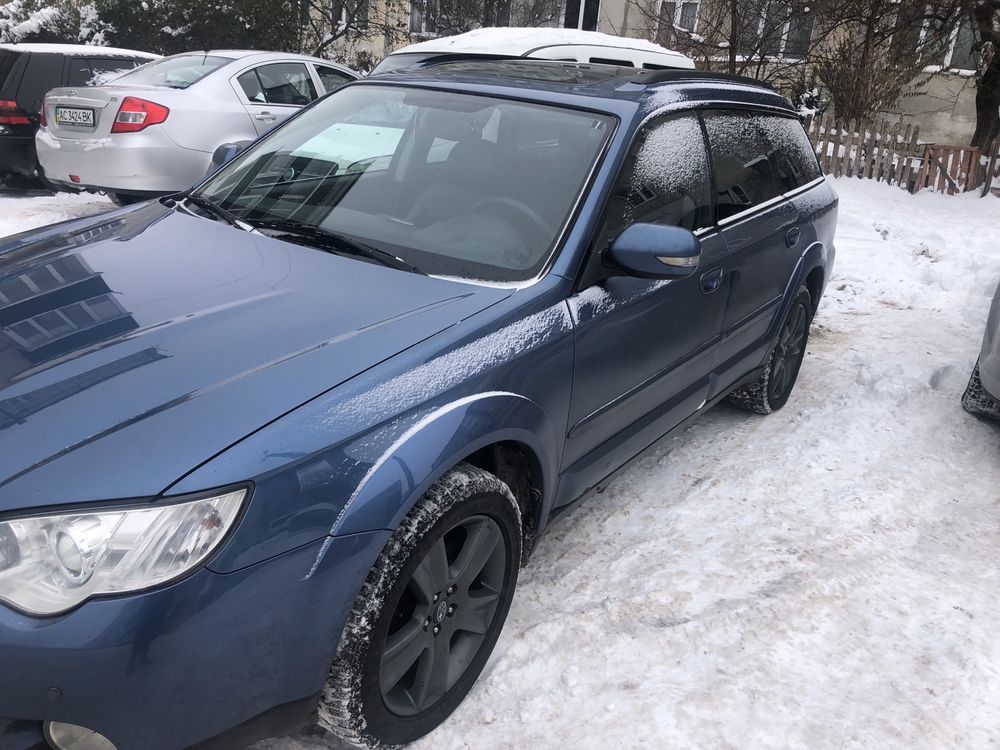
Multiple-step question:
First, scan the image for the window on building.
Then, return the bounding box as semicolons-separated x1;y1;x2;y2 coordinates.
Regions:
926;17;978;70
3;294;127;351
657;0;699;45
737;2;813;58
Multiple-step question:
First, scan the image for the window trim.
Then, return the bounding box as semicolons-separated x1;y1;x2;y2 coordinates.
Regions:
572;102;822;291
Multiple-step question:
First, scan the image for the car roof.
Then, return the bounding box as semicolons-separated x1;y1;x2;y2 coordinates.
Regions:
0;43;157;58
390;28;695;69
366;60;795;115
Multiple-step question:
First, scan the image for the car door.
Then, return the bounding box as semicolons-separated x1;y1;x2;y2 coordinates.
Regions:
702;109;799;392
235;61;318;136
562;112;729;474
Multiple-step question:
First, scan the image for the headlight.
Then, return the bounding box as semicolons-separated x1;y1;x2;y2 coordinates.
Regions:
0;489;246;616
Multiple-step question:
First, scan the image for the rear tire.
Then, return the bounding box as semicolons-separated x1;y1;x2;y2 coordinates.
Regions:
962;360;1000;420
727;287;813;414
320;463;521;749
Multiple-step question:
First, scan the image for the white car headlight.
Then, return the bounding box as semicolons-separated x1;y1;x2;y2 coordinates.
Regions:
0;488;246;616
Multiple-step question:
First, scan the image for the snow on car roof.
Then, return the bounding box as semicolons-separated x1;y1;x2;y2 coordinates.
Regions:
0;43;157;58
397;27;691;61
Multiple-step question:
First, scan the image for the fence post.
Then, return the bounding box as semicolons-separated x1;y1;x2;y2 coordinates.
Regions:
831;120;844;177
902;127;921;193
982;139;1000;197
882;121;901;184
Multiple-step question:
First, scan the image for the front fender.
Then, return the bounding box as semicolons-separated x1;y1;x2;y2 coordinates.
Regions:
330;391;559;538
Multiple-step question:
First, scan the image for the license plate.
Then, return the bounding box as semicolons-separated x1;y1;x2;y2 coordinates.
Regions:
54;107;95;127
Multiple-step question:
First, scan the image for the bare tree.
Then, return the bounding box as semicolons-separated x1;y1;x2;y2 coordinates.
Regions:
627;0;962;122
300;0;409;63
812;0;963;123
404;0;562;37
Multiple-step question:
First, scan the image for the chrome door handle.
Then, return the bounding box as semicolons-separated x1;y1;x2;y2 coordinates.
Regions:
254;112;277;122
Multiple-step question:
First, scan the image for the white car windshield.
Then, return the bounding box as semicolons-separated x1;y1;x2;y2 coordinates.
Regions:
197;84;615;283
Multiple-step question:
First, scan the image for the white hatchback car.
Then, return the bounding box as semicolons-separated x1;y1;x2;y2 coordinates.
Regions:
371;27;695;74
35;50;357;204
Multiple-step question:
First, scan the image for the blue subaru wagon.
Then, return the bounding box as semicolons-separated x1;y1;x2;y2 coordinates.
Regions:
0;61;836;750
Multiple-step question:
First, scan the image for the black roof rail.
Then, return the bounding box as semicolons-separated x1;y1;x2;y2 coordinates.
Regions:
631;69;775;90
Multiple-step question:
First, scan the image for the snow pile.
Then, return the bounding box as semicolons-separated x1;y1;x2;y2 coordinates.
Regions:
258;177;1000;750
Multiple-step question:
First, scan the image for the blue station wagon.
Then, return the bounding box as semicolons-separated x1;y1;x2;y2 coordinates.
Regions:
0;61;837;750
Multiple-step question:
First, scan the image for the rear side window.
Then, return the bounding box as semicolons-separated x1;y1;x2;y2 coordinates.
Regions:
703;110;782;220
65;58;133;87
761;115;822;190
86;57;137;84
315;65;352;93
0;50;19;92
16;53;62;109
598;112;713;251
252;63;317;105
114;54;230;89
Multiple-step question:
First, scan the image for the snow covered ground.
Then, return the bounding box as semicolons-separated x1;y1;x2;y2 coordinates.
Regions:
2;179;999;749
0;190;111;238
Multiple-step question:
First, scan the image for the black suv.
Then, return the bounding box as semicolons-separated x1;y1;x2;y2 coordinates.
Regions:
0;43;156;185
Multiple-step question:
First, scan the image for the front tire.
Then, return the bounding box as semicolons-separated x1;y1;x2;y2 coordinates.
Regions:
321;464;522;749
727;287;813;414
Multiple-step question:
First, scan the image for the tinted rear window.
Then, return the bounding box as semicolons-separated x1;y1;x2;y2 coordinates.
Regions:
113;54;229;89
703;110;782;220
0;50;18;91
761;115;823;190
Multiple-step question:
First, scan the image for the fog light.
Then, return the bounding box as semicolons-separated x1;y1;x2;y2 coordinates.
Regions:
44;722;116;750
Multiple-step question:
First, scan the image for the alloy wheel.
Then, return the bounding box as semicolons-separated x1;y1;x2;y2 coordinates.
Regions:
769;301;808;403
379;515;507;717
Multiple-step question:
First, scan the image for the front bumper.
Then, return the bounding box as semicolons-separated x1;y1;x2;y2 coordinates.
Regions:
0;530;389;750
34;128;210;195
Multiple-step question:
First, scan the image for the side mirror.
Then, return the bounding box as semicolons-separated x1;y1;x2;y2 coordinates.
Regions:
607;223;701;279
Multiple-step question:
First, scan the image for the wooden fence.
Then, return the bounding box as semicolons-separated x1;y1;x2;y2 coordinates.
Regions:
803;114;1000;197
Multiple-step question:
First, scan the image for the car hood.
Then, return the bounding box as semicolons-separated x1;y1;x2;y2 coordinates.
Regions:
0;203;512;511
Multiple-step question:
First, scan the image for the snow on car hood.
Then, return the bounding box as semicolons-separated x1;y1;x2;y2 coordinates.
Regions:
0;202;511;510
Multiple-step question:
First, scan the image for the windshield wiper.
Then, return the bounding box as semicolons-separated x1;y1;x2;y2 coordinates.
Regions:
180;194;255;232
250;218;424;275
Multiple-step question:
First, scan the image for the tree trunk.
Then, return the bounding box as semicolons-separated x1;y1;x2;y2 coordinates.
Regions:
972;56;1000;147
970;2;1000;147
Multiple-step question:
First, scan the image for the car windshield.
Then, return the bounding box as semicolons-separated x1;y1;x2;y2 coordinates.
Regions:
197;84;614;283
114;54;230;89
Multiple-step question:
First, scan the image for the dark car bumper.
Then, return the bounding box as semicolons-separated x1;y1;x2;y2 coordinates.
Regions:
0;135;37;177
0;530;389;750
